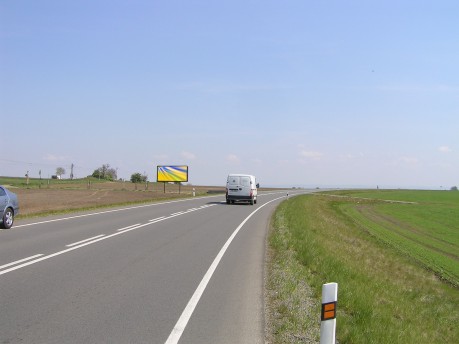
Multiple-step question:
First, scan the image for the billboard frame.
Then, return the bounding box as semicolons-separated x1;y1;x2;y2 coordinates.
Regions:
156;165;189;183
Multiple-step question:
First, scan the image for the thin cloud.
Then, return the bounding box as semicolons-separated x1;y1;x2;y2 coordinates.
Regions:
339;152;364;160
439;146;452;153
226;154;240;164
299;150;323;160
43;154;67;161
153;154;169;160
398;156;419;165
181;151;196;160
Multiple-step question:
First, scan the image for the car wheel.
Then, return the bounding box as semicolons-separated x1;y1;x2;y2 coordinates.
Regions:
1;208;14;229
250;198;254;205
226;199;230;204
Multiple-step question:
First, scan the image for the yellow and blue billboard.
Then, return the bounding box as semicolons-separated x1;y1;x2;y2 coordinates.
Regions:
157;165;189;182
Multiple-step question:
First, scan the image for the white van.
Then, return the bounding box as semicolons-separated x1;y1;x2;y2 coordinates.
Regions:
226;174;259;205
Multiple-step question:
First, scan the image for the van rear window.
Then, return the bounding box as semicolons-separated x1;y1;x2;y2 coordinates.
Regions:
228;177;240;185
241;177;250;186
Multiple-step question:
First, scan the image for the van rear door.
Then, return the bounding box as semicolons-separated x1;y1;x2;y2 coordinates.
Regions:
240;176;251;194
227;175;241;197
227;175;251;196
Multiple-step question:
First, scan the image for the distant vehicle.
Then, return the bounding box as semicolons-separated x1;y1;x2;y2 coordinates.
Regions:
0;186;19;229
226;174;259;205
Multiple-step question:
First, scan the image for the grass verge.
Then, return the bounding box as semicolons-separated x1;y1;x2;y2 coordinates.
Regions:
266;192;459;343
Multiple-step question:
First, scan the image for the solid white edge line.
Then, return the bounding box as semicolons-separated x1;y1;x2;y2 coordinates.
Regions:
65;235;105;247
0;254;44;271
164;195;285;344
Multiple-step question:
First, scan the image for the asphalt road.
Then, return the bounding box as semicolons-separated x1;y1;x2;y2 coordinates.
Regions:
0;190;307;344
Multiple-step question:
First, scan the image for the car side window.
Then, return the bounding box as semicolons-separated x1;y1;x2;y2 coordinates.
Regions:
0;188;6;197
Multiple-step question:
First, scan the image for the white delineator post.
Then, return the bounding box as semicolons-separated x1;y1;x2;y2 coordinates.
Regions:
320;282;338;344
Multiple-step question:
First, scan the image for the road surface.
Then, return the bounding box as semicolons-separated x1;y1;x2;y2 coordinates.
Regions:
0;190;307;343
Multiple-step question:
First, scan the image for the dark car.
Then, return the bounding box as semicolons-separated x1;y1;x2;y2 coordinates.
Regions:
0;186;19;229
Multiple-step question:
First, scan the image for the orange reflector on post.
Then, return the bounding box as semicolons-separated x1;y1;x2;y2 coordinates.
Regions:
321;301;337;321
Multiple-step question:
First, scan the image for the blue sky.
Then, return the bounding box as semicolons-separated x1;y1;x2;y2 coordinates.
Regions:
1;1;458;188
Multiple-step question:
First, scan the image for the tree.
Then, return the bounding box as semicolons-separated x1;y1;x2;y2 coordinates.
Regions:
451;186;458;191
131;173;147;184
92;164;117;181
56;167;66;178
105;167;117;181
92;169;101;179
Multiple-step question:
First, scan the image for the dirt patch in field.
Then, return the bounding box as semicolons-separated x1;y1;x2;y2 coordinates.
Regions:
14;184;226;217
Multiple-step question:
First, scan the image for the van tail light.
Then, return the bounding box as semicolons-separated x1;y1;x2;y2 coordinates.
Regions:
250;190;253;197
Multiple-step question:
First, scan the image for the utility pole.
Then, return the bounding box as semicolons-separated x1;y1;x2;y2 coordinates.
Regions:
70;163;74;180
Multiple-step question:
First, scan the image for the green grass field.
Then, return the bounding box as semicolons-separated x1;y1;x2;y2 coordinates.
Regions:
267;190;459;343
336;190;459;287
